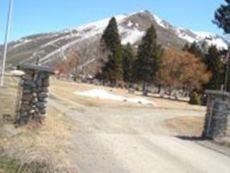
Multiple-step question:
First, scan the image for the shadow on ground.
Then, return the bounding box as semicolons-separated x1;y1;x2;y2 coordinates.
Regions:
176;135;207;141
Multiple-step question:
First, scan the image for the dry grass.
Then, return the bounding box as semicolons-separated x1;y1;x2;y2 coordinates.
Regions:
0;106;77;173
0;76;78;173
50;78;144;107
0;75;20;121
50;78;206;113
165;116;204;136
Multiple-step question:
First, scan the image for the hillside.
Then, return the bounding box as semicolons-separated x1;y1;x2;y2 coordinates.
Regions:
0;11;228;72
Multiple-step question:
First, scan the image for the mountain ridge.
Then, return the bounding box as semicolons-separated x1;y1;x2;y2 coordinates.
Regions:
0;10;228;70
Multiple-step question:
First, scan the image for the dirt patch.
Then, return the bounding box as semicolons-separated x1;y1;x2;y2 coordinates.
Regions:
165;116;204;136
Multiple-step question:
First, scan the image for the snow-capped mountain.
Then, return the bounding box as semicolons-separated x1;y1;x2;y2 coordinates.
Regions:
0;10;228;71
150;13;228;50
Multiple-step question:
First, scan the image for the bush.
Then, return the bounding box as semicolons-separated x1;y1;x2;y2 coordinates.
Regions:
189;91;201;105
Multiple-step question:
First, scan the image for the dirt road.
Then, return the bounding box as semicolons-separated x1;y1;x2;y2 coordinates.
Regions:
49;81;230;173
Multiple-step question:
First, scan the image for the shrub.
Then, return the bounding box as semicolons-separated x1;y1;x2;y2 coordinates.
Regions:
189;91;201;105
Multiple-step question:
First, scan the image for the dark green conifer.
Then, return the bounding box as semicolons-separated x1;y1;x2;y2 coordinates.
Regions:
184;42;203;58
122;43;135;83
203;46;224;90
100;17;123;84
134;25;163;95
214;0;230;34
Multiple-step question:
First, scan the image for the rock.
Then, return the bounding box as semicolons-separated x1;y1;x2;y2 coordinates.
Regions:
38;98;48;103
22;74;33;81
42;80;50;87
21;101;30;105
29;109;36;114
32;92;37;97
36;79;43;87
40;87;49;92
36;102;47;108
32;98;38;103
23;89;31;94
38;92;48;98
23;80;36;87
22;94;33;101
40;109;46;115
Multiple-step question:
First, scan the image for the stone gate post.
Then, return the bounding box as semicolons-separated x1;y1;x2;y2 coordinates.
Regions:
203;90;230;139
16;65;54;125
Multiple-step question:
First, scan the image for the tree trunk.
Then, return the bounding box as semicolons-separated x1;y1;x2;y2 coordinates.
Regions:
157;84;162;94
142;82;148;96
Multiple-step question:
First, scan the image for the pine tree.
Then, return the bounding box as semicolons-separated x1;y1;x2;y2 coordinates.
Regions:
214;0;230;34
122;43;135;84
203;46;224;90
214;0;230;91
183;42;203;58
134;25;163;95
182;43;190;51
100;17;123;85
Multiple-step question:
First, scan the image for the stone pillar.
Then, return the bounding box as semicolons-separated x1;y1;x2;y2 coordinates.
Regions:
202;90;230;139
17;65;54;125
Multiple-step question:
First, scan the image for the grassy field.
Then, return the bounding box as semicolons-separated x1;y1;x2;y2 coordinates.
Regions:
50;78;206;112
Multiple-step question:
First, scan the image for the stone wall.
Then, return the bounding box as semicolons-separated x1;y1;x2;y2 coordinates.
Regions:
17;65;53;125
203;90;230;139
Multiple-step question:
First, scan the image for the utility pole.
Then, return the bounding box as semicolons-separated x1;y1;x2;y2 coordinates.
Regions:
0;0;14;86
224;46;230;92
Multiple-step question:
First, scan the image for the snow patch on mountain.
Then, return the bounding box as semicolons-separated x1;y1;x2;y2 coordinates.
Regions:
75;14;146;45
203;37;228;50
193;31;214;39
153;14;166;28
175;29;195;43
120;27;145;44
127;21;134;27
11;39;32;49
37;13;146;63
77;15;127;33
174;28;228;50
193;31;228;49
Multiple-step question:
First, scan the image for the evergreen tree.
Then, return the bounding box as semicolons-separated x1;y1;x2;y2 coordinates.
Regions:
134;25;163;95
100;17;123;84
122;43;135;83
183;42;203;58
200;41;209;54
182;43;190;51
203;46;224;90
214;1;230;91
214;0;230;34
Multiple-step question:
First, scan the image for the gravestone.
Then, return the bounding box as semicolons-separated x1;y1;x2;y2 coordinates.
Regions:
16;65;54;125
203;90;230;139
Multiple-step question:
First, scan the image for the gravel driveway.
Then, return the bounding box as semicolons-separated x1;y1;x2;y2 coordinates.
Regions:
49;91;230;173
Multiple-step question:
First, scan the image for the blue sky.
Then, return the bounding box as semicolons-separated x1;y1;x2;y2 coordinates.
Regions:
0;0;227;42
